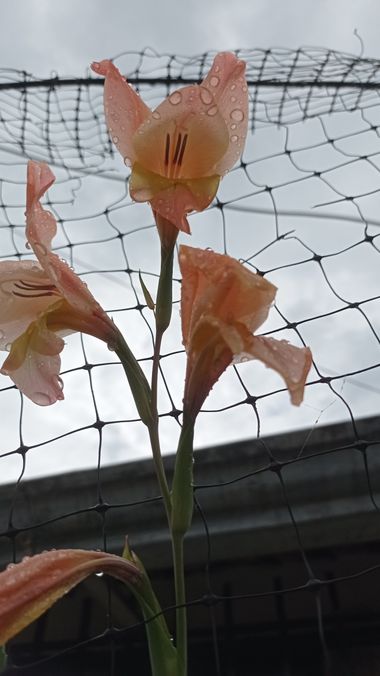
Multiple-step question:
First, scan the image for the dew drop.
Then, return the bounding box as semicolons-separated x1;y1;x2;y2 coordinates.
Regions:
5;342;12;351
124;156;132;167
33;392;53;406
207;105;218;117
231;109;244;122
6;563;16;570
230;84;236;91
230;135;239;143
169;91;182;105
200;87;213;105
231;123;237;130
25;241;31;250
152;110;161;120
112;135;119;143
210;76;219;87
242;85;248;92
230;96;236;103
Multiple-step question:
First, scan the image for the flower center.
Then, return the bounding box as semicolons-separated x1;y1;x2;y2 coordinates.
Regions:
164;130;188;180
11;279;59;299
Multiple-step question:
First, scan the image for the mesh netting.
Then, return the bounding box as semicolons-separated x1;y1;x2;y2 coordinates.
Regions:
1;47;380;675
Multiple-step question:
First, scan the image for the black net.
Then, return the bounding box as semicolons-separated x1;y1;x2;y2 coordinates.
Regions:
0;47;380;675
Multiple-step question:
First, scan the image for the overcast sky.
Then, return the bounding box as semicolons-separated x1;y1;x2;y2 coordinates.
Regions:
0;0;379;76
1;0;380;482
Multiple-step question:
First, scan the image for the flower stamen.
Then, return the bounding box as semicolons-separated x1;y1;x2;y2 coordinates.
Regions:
12;279;59;298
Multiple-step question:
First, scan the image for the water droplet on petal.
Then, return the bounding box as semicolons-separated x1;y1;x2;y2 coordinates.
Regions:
124;156;132;167
231;109;244;122
112;135;119;143
200;87;213;105
207;105;218;117
5;342;12;351
242;85;248;92
230;96;237;103
152;110;161;119
6;563;16;570
169;91;182;105
230;84;236;91
231;123;237;130
231;135;239;143
33;392;53;406
210;76;219;87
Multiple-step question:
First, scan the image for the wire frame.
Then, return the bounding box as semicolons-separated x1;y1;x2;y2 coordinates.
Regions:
0;47;380;675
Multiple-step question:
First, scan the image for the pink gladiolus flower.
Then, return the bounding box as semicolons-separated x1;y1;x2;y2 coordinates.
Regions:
91;52;248;233
179;246;312;420
0;161;118;405
0;549;141;645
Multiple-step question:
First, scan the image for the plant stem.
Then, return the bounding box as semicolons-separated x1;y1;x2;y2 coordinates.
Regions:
172;532;187;676
149;327;172;524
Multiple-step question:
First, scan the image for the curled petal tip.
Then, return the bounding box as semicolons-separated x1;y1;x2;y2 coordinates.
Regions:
90;59;124;80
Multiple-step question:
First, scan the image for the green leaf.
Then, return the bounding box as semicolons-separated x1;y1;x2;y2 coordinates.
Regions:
139;270;155;311
0;645;7;671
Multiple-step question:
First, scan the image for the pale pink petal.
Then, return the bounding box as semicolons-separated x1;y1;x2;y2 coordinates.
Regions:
1;319;65;405
179;245;276;343
0;260;60;349
26;161;110;321
130;167;219;233
0;549;140;645
183;316;233;417
132;85;229;178
244;335;312;405
26;161;55;214
91;60;150;165
202;52;248;174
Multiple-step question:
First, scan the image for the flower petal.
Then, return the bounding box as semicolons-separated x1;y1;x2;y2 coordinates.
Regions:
91;60;150;165
183;316;233;418
243;335;312;405
132;86;229;179
0;549;141;645
1;313;65;405
26;162;115;341
201;52;249;175
0;260;60;349
130;164;219;232
179;245;276;344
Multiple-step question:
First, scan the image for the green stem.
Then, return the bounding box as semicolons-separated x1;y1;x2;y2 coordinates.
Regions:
171;421;195;537
156;243;174;334
149;241;175;523
172;533;187;676
170;420;195;676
